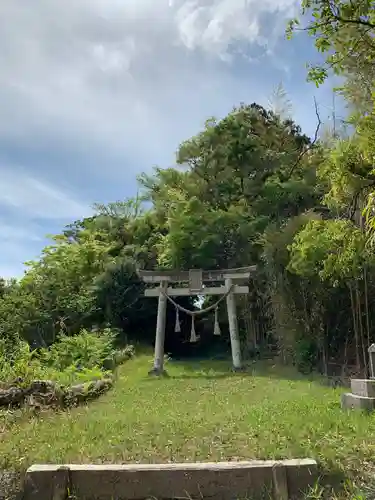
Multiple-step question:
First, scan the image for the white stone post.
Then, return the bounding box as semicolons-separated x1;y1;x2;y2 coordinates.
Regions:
149;281;168;376
225;278;242;371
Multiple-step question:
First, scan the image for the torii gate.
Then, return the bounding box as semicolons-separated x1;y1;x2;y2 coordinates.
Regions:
138;267;256;375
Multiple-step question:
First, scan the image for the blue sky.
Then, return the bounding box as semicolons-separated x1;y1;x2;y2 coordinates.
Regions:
0;0;345;278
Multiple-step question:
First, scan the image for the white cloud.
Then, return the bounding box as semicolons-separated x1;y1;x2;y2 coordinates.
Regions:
173;0;297;56
0;167;91;220
0;0;299;160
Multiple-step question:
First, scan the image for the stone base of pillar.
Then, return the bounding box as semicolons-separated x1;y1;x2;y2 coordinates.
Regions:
148;368;169;377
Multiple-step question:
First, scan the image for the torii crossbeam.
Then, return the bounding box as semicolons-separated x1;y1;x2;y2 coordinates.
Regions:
138;266;256;375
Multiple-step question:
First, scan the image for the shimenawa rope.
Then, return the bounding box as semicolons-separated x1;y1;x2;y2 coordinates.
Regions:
162;285;233;342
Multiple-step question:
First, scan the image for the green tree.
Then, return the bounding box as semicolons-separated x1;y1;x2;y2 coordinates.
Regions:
0;235;112;347
288;0;375;92
139;103;320;271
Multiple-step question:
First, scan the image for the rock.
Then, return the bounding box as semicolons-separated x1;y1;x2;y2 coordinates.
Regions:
0;376;113;409
115;350;132;365
102;347;134;371
70;383;86;395
25;390;63;410
24;380;63;410
63;378;113;407
27;380;56;394
0;387;25;407
89;378;113;394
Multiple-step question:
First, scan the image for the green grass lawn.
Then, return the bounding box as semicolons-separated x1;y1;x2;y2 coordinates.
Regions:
1;355;375;497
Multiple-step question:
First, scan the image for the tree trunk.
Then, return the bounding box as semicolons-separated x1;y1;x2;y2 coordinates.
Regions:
364;268;371;351
349;282;361;372
355;281;366;376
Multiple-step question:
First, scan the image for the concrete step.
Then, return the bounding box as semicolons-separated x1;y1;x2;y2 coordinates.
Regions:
351;379;375;398
341;392;375;411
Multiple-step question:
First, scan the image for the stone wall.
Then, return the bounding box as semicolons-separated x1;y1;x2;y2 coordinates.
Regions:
0;377;113;410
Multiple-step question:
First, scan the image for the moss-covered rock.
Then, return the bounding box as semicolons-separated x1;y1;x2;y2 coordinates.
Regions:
102;345;135;371
0;377;113;409
63;378;113;406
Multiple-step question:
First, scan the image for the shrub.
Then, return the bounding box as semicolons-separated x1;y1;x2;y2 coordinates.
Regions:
0;339;47;387
0;329;135;410
0;328;130;388
49;365;110;386
39;328;117;371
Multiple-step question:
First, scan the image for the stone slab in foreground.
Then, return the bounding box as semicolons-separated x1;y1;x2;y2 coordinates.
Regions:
23;459;318;500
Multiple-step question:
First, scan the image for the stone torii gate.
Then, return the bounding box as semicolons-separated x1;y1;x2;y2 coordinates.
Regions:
138;267;256;375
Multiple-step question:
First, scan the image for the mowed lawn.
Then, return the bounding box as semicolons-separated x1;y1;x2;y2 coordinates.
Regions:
1;355;375;483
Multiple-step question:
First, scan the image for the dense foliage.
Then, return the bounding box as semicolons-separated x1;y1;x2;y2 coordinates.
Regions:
0;328;134;389
2;1;375;378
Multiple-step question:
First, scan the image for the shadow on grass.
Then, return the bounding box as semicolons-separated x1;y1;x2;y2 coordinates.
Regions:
139;365;322;387
140;356;347;393
164;357;318;383
172;358;351;391
142;373;231;382
312;466;375;499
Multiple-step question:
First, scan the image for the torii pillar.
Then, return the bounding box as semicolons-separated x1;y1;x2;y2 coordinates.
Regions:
225;277;242;371
149;281;168;376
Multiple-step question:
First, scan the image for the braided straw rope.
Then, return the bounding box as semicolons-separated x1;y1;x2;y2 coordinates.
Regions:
162;284;234;316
